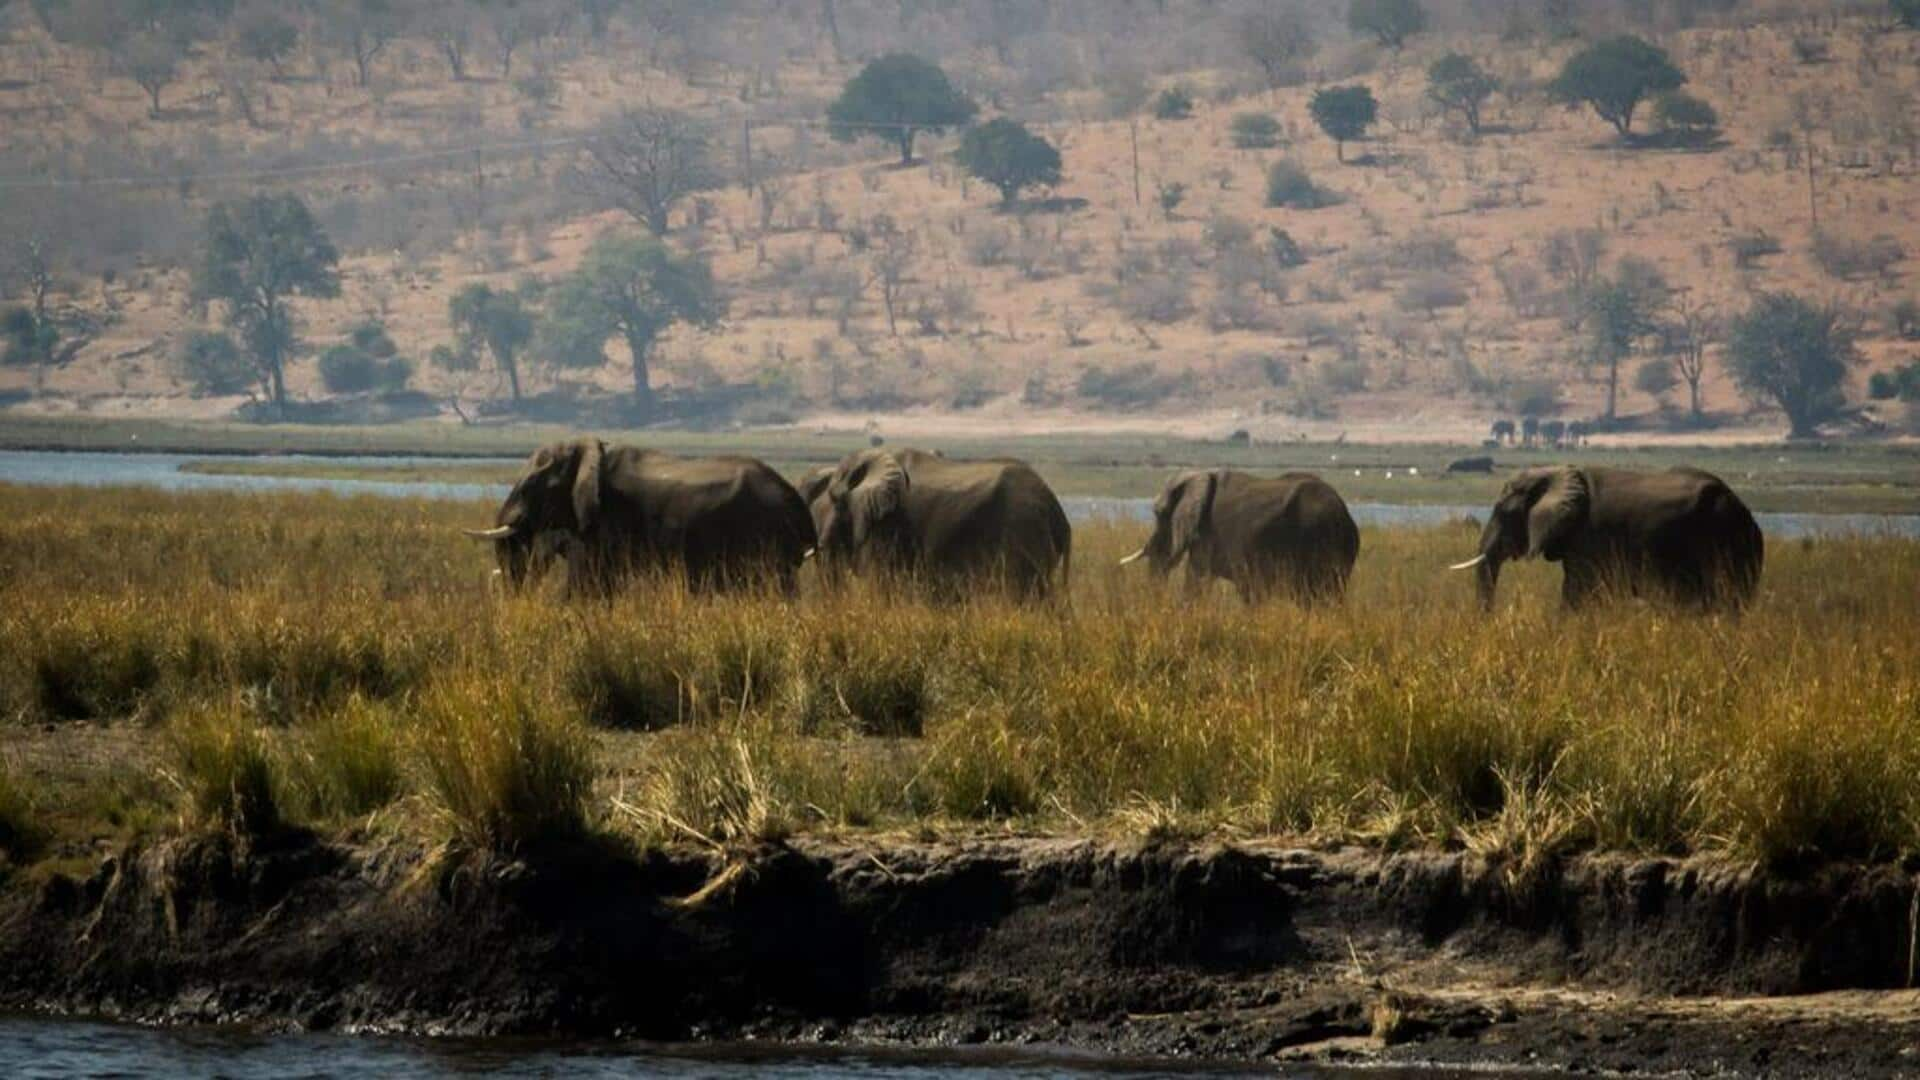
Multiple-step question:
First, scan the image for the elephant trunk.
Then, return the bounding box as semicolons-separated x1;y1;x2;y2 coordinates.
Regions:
1475;553;1502;612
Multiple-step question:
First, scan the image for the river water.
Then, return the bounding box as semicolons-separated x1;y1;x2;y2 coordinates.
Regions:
0;1016;1543;1078
1;450;1916;538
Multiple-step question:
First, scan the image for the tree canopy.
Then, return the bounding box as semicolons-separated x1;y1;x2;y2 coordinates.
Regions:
957;118;1061;208
1348;0;1428;50
1726;293;1861;438
1548;35;1686;137
449;283;535;405
1308;85;1378;162
1427;53;1497;135
826;53;977;165
191;194;340;415
537;234;721;414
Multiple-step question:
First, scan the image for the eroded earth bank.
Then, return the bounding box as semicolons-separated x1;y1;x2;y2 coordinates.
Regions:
6;836;1920;1075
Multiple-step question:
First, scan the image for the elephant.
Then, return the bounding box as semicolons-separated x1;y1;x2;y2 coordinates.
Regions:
1120;470;1359;606
1449;466;1763;612
812;448;1072;600
464;438;814;596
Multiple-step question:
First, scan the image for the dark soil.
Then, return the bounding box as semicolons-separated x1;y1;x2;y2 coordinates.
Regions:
5;834;1920;1075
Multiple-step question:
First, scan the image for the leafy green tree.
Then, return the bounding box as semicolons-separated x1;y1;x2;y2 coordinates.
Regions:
318;338;410;395
1582;256;1669;422
191;194;341;416
537;233;721;414
175;329;253;396
1548;35;1686;137
956;118;1061;208
232;3;298;77
1895;0;1920;29
1652;90;1718;139
1634;356;1677;405
449;283;535;404
826;53;977;165
0;306;57;369
1727;293;1862;438
1308;85;1378;163
1348;0;1427;50
122;31;180;116
1427;53;1497;135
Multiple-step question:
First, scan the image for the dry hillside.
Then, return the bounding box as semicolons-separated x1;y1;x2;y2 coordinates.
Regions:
0;0;1916;442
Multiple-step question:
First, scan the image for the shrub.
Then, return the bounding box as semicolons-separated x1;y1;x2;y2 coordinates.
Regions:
1322;354;1370;393
797;626;930;738
1390;229;1464;272
416;677;594;854
1652;91;1718;138
169;702;283;838
1729;231;1781;269
1265;160;1338;209
1077;362;1193;408
293;698;405;820
1396;273;1469;316
1230;112;1282;149
1203;214;1253;256
1119;273;1196;325
176;331;254;397
1634;356;1678;402
1266;228;1307;268
1810;231;1905;281
318;344;411;395
1151;86;1195;120
1891;298;1920;340
0;766;45;866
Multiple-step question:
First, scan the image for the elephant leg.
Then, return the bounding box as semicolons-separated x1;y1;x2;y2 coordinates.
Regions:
1560;563;1596;611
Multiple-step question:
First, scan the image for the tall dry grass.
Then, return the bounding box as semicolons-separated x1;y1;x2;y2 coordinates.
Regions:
3;483;1918;866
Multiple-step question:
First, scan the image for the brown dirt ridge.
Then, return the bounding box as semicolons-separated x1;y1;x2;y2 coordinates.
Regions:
7;835;1920;1075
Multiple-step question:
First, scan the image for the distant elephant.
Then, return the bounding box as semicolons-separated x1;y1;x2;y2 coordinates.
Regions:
1121;470;1359;606
814;448;1072;600
1450;466;1762;612
464;438;814;596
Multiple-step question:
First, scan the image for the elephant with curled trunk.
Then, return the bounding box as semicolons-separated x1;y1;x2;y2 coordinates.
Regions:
464;438;814;596
812;448;1071;600
1122;470;1359;606
1451;466;1762;612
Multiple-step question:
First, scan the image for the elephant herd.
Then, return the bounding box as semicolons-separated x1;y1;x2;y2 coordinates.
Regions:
466;438;1765;613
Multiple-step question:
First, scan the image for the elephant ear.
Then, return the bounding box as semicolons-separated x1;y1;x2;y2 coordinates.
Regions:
1168;471;1218;561
847;451;908;545
1526;467;1589;561
571;438;606;534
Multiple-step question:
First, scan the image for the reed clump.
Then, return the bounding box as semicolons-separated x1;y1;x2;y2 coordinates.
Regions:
5;483;1920;868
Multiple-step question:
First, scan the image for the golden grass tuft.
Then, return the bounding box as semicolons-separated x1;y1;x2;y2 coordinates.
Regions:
5;484;1920;867
165;700;283;838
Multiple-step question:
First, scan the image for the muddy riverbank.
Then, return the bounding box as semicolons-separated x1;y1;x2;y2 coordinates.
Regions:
5;835;1920;1074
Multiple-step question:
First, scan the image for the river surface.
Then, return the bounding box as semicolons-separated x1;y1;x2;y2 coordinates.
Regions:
0;1017;1541;1078
1;450;1915;538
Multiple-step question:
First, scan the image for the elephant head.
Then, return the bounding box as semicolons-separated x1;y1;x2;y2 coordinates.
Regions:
1451;466;1588;609
797;465;834;555
1120;470;1218;576
818;449;910;574
463;437;606;587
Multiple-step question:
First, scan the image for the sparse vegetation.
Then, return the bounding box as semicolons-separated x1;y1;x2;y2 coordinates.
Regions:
2;484;1918;870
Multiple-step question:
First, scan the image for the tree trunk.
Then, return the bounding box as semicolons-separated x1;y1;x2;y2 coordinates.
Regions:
820;0;843;61
1604;351;1619;421
644;206;669;236
1336;139;1345;164
504;355;522;405
625;329;655;414
897;128;915;165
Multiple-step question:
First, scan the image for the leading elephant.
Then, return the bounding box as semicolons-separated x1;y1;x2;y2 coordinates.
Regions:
1120;470;1359;606
464;438;815;596
813;448;1072;600
1450;465;1762;612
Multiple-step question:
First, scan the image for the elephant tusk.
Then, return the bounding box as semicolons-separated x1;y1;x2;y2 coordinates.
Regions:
463;525;517;540
802;547;817;561
1448;554;1488;571
1118;547;1148;566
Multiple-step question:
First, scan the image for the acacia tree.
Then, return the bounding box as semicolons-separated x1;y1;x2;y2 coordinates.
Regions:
578;107;717;237
232;3;298;78
826;53;977;165
537;234;721;414
1348;0;1428;50
957;118;1061;208
1309;85;1378;163
191;195;341;416
1548;35;1685;138
449;284;535;406
122;31;181;116
1727;293;1861;438
1427;53;1497;135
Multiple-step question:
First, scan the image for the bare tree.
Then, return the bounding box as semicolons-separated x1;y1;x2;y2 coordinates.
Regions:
578;107;718;237
1238;7;1315;95
425;2;475;81
1664;293;1718;423
491;0;562;78
869;231;915;337
321;0;402;88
